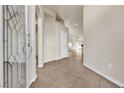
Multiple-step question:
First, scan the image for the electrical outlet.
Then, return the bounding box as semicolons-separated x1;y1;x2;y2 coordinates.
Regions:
108;63;112;69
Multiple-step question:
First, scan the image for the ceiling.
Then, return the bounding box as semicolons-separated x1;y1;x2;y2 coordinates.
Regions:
42;5;83;41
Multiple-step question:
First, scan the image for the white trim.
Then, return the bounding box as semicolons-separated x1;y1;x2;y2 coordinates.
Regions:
44;58;56;63
26;74;37;88
56;57;63;60
37;17;44;68
25;5;29;88
38;64;44;68
0;5;3;88
84;63;124;87
44;57;69;63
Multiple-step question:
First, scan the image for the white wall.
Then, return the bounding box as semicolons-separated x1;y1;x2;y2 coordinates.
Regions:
60;30;69;58
44;16;57;62
43;14;69;63
0;5;3;88
55;21;69;59
55;21;61;60
83;6;124;87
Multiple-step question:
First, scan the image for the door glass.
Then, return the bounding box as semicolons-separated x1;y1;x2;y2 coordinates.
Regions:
3;5;26;88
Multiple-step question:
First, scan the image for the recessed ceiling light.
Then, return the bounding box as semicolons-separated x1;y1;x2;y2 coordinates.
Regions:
75;24;78;26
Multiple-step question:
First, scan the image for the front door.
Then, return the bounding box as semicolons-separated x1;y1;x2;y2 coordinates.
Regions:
3;5;26;88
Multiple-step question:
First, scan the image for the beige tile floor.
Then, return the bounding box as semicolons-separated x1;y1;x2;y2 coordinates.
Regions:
31;50;119;88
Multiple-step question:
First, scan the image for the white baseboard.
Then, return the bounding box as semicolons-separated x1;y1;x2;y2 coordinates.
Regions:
38;64;44;68
44;58;56;63
56;57;63;60
84;63;124;88
44;56;69;63
27;74;37;88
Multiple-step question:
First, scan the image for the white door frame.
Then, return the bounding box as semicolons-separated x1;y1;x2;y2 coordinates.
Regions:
0;5;3;88
25;5;37;88
37;6;44;68
36;6;55;66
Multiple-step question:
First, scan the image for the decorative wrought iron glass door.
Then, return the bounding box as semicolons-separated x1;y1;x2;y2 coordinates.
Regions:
3;5;26;88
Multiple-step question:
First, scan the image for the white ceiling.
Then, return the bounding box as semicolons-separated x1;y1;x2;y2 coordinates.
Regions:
42;5;83;41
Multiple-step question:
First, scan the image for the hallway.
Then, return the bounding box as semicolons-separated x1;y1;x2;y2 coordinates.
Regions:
31;50;119;88
0;5;124;88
